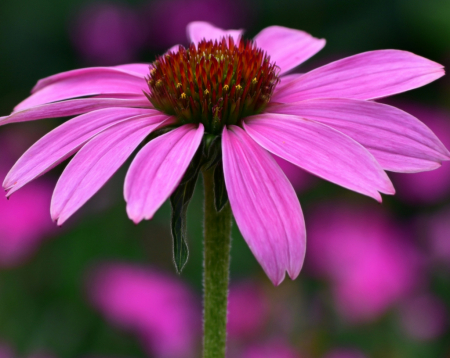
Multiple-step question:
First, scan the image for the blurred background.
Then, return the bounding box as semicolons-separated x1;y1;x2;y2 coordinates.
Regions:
0;0;450;357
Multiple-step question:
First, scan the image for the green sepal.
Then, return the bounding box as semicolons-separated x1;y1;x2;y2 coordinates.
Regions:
202;134;221;171
180;141;203;185
170;169;199;273
213;161;229;212
170;146;203;273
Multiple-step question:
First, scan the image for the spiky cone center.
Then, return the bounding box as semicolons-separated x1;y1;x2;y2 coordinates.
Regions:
146;37;280;135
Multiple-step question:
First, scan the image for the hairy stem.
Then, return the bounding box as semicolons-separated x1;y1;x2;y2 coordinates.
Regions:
202;168;232;358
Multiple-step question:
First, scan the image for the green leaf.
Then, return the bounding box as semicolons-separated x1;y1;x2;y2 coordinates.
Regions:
214;161;229;212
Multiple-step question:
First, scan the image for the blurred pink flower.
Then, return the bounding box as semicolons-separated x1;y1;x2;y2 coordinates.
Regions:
227;281;269;339
88;263;200;358
424;206;450;268
0;130;55;267
1;21;448;285
71;2;145;65
323;349;368;358
0;174;54;267
398;293;447;341
307;203;424;323
0;344;14;358
389;104;450;204
243;340;300;358
144;0;250;49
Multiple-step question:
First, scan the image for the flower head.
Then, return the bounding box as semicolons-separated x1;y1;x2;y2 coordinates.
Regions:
147;37;279;132
1;21;448;285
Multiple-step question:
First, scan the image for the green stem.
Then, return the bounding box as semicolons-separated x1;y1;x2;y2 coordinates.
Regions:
202;167;232;358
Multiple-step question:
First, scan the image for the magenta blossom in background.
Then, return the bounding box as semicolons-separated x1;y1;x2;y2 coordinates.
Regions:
1;21;448;285
243;340;300;358
88;263;199;358
227;281;270;339
307;203;424;323
323;349;368;358
388;104;450;204
0;173;54;267
0;130;55;267
145;0;250;49
423;206;450;268
71;2;145;65
398;293;447;341
0;344;13;358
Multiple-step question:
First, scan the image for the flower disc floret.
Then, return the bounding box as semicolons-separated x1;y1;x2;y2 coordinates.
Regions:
146;37;280;134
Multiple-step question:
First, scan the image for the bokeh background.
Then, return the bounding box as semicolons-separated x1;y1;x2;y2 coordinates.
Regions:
1;0;450;357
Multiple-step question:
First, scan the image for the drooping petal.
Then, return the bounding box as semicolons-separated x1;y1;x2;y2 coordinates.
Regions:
51;114;171;225
243;113;394;201
268;99;450;172
3;107;156;196
272;50;445;103
253;26;325;75
187;21;243;45
16;68;148;111
222;125;306;285
2;97;150;125
125;124;204;223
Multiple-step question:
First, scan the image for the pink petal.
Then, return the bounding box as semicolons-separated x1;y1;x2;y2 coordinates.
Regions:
166;44;182;54
125;124;204;223
186;21;243;45
222;126;305;285
243;113;394;201
275;73;303;93
3;107;157;196
113;63;151;76
32;66;146;93
272;50;444;102
51;114;171;225
2;97;150;125
253;26;325;75
268;99;450;172
16;68;148;112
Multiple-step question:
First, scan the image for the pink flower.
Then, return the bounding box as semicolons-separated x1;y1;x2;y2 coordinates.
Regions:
71;2;145;65
0;175;54;266
145;0;250;50
0;343;14;358
1;22;448;285
242;340;301;358
227;281;270;339
0;131;55;267
87;263;199;358
424;206;450;268
307;203;424;323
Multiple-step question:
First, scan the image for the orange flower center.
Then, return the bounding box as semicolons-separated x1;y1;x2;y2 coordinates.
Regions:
146;37;279;134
